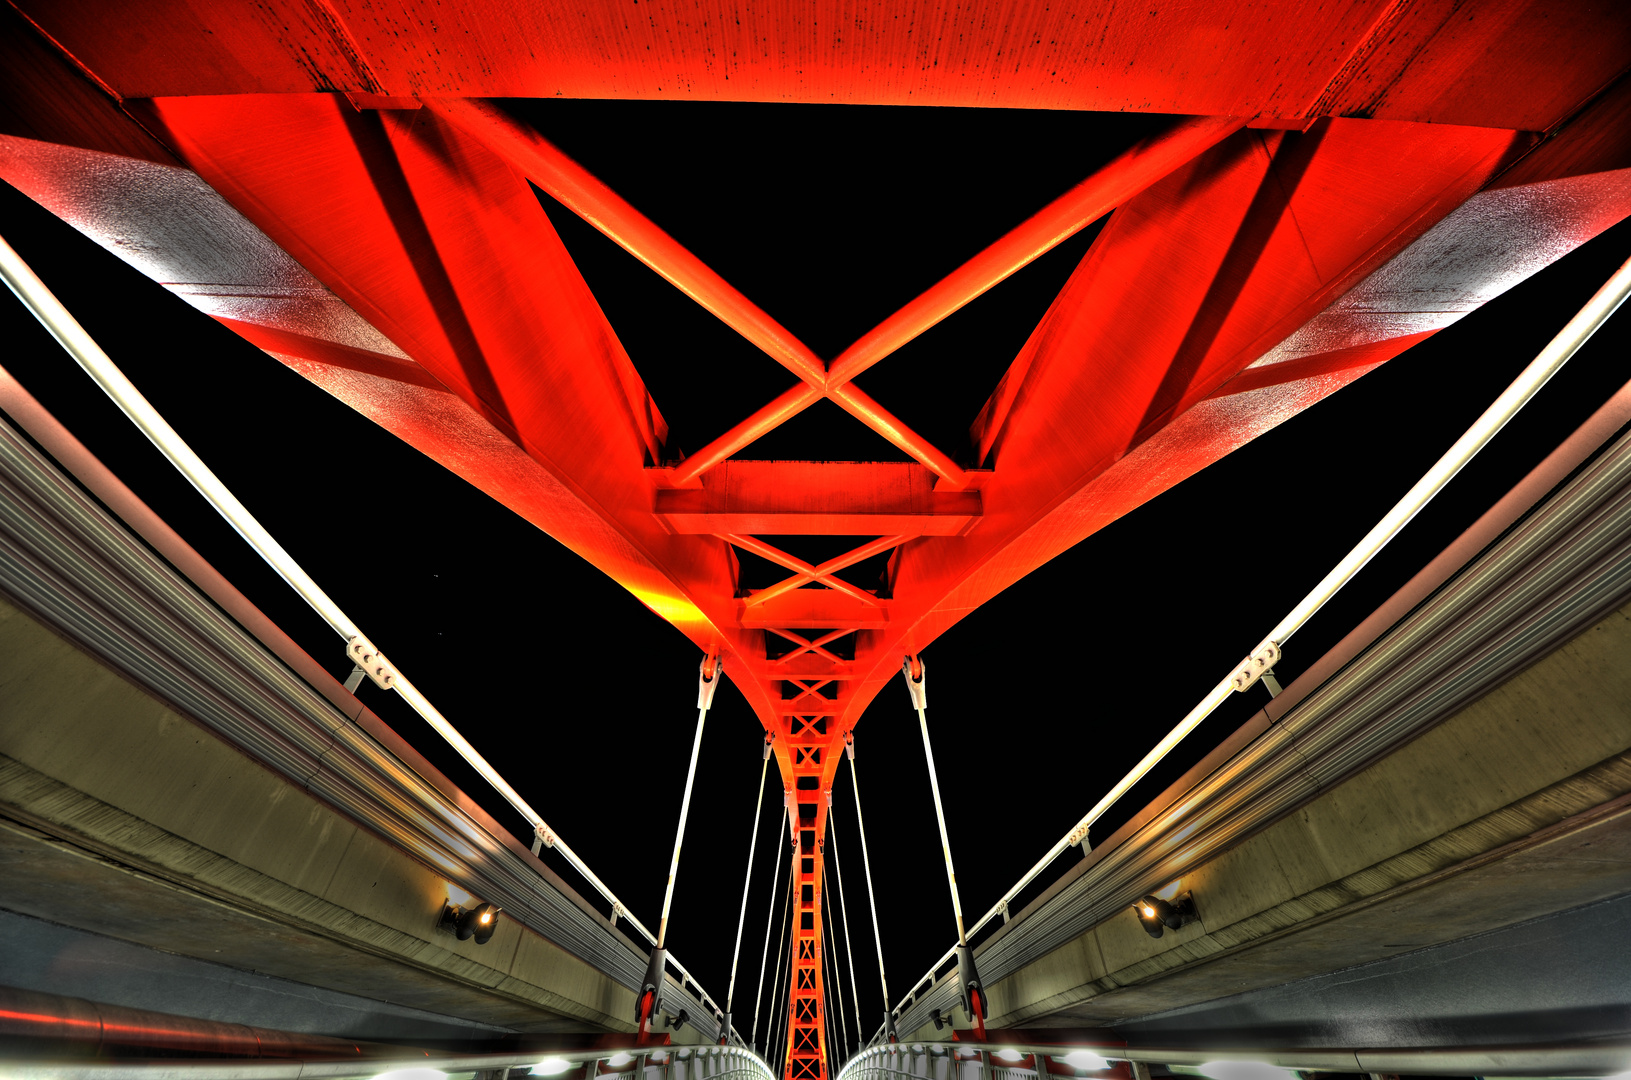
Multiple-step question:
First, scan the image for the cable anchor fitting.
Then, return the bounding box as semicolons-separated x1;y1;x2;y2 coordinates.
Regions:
530;823;558;855
955;944;988;1038
844;731;856;761
1229;641;1282;693
1067;821;1092;857
763;729;776;760
636;946;668;1035
346;635;398;690
901;655;927;710
698;651;724;709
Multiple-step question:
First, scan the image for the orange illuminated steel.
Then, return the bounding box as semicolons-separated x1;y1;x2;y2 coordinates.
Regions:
9;8;1631;1077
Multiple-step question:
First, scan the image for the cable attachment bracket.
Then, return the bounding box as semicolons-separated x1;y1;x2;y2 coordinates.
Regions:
955;943;987;1036
636;946;668;1033
1229;640;1282;693
530;823;558;855
901;655;927;709
698;652;724;709
346;635;398;690
762;729;776;760
844;731;856;761
1068;820;1092;857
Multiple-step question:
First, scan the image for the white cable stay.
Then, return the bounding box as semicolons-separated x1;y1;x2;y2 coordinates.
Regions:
0;231;735;1030
879;250;1631;1036
827;801;865;1046
750;811;788;1049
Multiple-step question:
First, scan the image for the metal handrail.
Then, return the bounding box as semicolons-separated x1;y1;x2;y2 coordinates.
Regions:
876;250;1631;1038
0;1043;782;1080
0;230;736;1037
836;1038;1631;1079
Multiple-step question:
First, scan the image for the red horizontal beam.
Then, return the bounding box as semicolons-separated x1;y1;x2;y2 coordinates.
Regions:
656;460;979;535
739;590;890;630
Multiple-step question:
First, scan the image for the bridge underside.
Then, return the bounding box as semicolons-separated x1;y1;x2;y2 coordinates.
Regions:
3;0;1631;1076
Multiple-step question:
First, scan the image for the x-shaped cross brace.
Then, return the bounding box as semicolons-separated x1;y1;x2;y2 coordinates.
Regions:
766;628;852;667
725;534;906;608
426;99;1244;490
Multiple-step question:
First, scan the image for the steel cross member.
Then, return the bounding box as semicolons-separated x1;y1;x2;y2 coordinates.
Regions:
425;98;1246;489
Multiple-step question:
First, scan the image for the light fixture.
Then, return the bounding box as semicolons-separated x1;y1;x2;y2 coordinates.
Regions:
372;1072;449;1080
1133;891;1197;938
531;1058;573;1076
995;1050;1024;1063
439;900;502;945
1062;1052;1108;1072
607;1054;633;1068
1197;1062;1298;1080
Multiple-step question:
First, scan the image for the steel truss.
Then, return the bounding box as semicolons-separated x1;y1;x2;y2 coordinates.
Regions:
3;4;1631;1077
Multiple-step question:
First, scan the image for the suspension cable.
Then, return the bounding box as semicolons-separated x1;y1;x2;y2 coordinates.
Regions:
876;252;1631;1040
827;801;864;1048
822;862;848;1060
657;656;722;949
751;806;788;1049
0;230;736;1024
767;843;794;1066
845;736;891;1022
906;658;968;946
727;733;776;1027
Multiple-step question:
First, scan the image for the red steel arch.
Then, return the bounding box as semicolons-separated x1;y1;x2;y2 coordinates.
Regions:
3;2;1631;1075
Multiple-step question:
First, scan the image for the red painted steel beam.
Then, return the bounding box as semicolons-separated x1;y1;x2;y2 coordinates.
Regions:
424;96;828;388
664;384;823;488
653;461;981;537
669;118;1247;488
730;534;904;609
19;0;1629;130
422;99;978;488
824;114;1248;387
7;11;1631;1077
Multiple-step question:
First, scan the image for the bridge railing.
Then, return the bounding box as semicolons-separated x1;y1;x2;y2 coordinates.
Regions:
836;1043;1120;1080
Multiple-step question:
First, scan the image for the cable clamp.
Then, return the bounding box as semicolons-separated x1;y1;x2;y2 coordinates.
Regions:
901;655;927;710
534;824;557;849
1229;641;1282;692
845;731;856;761
698;652;724;709
345;635;398;690
763;730;776;760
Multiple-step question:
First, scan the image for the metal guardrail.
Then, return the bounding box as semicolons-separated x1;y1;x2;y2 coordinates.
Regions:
0;388;728;1042
878;415;1631;1041
875;250;1631;1035
1;234;741;1037
836;1039;1631;1080
0;1043;783;1080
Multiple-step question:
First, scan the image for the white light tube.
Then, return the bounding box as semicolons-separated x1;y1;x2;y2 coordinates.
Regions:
887;249;1631;1032
0;231;670;956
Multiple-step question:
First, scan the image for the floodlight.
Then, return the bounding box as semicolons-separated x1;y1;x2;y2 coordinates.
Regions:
1062;1052;1108;1071
1197;1062;1297;1080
